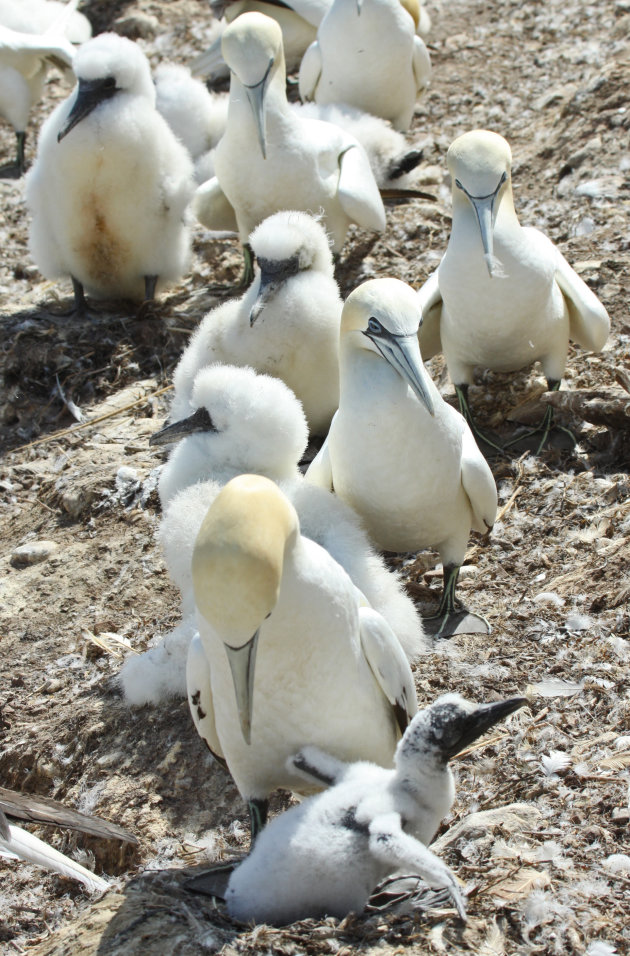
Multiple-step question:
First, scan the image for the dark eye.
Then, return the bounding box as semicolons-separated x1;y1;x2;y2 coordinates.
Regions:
367;317;381;334
103;76;116;90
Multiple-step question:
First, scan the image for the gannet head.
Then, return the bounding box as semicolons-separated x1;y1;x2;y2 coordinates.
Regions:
57;33;154;142
192;474;299;744
221;13;284;159
342;278;434;416
152;365;309;503
397;693;527;770
248;211;334;324
447;130;513;277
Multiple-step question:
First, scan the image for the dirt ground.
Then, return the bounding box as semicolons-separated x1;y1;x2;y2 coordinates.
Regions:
1;0;629;953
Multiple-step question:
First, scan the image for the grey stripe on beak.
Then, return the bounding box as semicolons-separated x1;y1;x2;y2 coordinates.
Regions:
364;322;434;416
243;57;274;160
455;172;506;277
224;629;261;745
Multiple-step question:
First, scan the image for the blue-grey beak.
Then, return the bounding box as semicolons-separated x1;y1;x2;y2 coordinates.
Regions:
57;76;118;142
364;323;434;416
243;58;274;159
224;629;260;744
455;172;506;276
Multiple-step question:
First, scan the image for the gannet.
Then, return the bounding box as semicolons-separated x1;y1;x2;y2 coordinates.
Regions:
171;210;341;434
25;33;195;310
194;12;385;279
188;473;418;837
226;693;527;923
120;365;426;705
306;277;498;638
417;130;611;453
298;0;430;132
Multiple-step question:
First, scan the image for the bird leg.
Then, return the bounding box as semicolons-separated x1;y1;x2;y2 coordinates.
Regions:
71;276;88;316
248;797;269;843
144;275;158;301
455;384;504;456
0;132;27;179
240;243;255;289
504;379;576;455
423;563;490;639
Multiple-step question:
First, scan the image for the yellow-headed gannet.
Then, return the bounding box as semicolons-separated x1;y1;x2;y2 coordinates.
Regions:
298;0;431;132
194;12;385;282
120;365;426;705
171;211;341;435
188;473;418;838
417;130;611;454
225;694;526;921
306;277;498;638
25;33;195;311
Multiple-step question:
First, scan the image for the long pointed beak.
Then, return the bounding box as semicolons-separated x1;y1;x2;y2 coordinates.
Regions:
455;173;506;277
224;629;260;744
250;254;301;325
57;77;117;142
365;328;434;416
356;0;363;13
149;406;216;447
243;58;274;160
449;696;527;758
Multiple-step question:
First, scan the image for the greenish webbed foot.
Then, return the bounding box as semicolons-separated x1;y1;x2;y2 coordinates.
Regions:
455;384;505;457
503;380;577;455
423;562;491;639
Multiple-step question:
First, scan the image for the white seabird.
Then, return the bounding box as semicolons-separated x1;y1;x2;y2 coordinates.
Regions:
188;473;418;837
194;12;385;279
306;277;498;638
120;364;426;705
171;210;342;434
225;693;527;922
417;129;611;453
298;0;430;132
25;32;195;310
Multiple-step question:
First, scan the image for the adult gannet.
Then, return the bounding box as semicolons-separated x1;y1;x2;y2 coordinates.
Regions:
225;693;527;922
194;12;385;280
298;0;431;132
171;211;341;434
120;365;426;705
188;473;418;837
417;130;611;453
25;33;195;310
306;277;498;638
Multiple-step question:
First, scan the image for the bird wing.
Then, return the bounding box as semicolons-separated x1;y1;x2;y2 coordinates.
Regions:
0;787;136;844
0;25;76;70
288;745;349;787
552;239;610;352
460;423;498;533
288;0;330;27
187;634;226;766
0;823;109;893
304;431;334;490
359;605;418;734
298;40;322;101
190;35;227;79
411;35;431;91
338;145;386;233
193;177;239;232
416;268;443;359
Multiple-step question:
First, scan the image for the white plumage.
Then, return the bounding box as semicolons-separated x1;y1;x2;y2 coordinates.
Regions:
171;210;341;434
25;33;195;306
417;129;611;450
299;0;430;132
194;12;385;255
188;473;418;834
226;693;526;923
306;277;498;638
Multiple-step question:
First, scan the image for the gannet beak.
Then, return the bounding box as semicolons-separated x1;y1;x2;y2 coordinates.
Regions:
356;0;363;13
364;325;434;416
455;172;506;277
224;629;261;744
149;406;217;446
57;77;118;142
243;58;274;160
249;253;301;325
447;696;527;759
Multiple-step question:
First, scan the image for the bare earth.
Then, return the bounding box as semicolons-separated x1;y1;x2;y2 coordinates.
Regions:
1;0;629;953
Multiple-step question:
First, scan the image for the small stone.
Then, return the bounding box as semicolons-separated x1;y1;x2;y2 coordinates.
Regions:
113;13;159;40
11;540;59;567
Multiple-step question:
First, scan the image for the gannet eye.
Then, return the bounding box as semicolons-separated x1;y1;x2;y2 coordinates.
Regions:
367;317;381;334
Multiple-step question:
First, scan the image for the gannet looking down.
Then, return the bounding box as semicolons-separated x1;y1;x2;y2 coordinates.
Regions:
417;130;611;453
188;473;418;837
298;0;430;132
170;211;342;434
120;365;426;706
194;12;385;280
25;33;195;310
226;693;527;923
306;277;498;638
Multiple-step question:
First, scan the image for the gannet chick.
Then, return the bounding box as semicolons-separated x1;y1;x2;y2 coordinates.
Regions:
171;211;341;434
299;0;430;132
120;365;426;705
226;693;527;923
306;277;498;638
194;12;385;279
189;473;418;836
417;130;611;454
25;33;195;310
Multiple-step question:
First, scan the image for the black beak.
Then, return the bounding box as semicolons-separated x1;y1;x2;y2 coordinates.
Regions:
448;696;527;759
149;406;217;447
57;77;118;142
249;254;301;325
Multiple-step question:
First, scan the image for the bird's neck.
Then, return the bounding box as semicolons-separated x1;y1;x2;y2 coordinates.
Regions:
396;764;455;841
